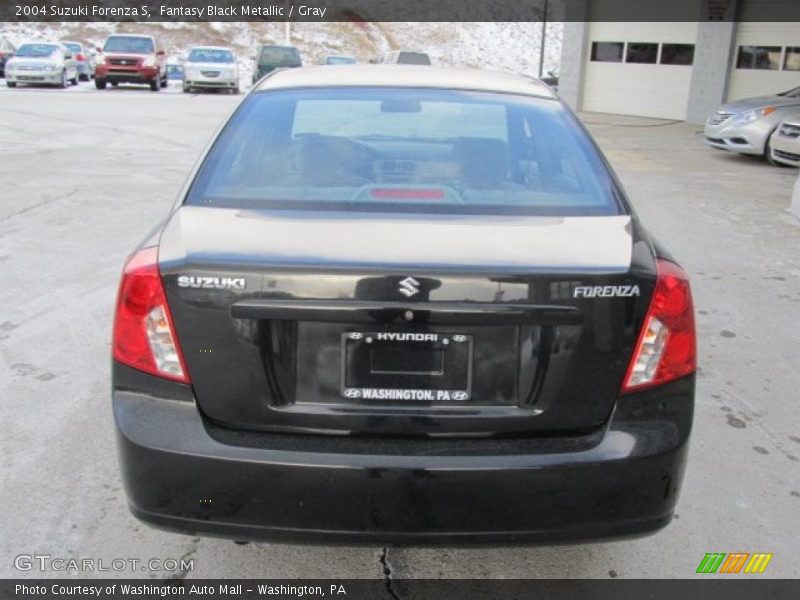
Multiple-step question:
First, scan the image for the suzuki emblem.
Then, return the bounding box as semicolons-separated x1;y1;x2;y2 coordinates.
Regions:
398;277;420;298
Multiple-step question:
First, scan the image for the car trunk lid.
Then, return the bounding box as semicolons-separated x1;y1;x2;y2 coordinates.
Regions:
159;207;652;437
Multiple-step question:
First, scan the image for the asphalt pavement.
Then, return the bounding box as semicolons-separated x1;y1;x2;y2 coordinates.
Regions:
0;82;798;579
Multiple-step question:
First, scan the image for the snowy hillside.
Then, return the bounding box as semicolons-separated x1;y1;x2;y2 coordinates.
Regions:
0;21;562;78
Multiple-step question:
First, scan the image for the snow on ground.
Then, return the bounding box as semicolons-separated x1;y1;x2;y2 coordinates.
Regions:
0;21;562;79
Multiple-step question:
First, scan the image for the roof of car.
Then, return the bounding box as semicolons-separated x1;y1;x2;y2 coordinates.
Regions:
189;45;234;51
255;65;557;99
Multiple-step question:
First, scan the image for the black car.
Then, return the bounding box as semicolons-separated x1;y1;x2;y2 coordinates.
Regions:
252;45;301;83
112;65;695;544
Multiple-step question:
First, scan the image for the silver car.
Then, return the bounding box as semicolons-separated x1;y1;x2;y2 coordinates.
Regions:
704;86;800;159
61;41;95;81
182;46;238;94
5;42;78;88
768;115;800;167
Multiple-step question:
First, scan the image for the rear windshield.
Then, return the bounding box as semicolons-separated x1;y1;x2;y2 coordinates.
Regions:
326;56;356;65
259;47;301;65
398;52;431;65
62;43;81;53
15;44;60;58
186;88;621;216
188;48;234;63
103;36;154;54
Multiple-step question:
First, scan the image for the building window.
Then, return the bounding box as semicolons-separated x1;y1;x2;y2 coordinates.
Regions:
736;46;782;70
590;42;624;63
625;42;658;64
784;47;800;71
660;43;695;65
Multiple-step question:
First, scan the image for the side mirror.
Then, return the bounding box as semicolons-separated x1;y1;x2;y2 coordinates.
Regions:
96;47;102;53
157;50;166;56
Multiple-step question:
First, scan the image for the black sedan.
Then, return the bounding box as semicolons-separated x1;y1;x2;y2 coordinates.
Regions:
111;65;696;544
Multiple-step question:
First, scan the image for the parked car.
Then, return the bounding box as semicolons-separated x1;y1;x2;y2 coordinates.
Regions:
61;41;95;81
0;35;16;77
541;69;559;92
379;50;432;65
183;46;239;94
166;62;184;82
704;86;800;160
112;65;696;545
4;42;78;88
768;115;800;167
323;55;356;65
94;34;167;91
252;45;301;83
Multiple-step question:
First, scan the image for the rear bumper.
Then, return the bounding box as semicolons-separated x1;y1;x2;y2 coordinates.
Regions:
114;371;693;545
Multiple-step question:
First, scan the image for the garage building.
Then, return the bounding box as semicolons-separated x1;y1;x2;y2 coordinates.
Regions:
558;0;800;123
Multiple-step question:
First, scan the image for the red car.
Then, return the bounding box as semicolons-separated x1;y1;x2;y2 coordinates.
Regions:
95;34;166;91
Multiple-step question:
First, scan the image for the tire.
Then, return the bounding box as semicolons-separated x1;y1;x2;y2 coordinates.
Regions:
6;80;16;88
95;78;106;90
160;74;167;88
110;81;118;87
150;77;159;92
182;84;190;93
59;70;67;89
79;74;88;82
764;133;784;167
70;73;78;86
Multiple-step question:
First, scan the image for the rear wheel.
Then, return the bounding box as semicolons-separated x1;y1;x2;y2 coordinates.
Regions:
110;81;118;87
160;73;167;88
150;77;160;92
70;73;78;86
58;70;67;88
182;83;191;93
95;78;106;90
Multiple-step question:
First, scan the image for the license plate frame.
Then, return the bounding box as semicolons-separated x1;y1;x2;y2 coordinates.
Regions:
341;331;473;402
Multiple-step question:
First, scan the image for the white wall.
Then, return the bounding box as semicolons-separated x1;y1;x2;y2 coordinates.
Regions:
581;22;698;120
726;22;800;101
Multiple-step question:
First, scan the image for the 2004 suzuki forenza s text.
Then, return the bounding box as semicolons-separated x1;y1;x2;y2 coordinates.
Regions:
112;66;695;544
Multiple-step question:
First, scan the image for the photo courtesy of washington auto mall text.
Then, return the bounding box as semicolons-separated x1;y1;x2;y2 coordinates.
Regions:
1;0;799;598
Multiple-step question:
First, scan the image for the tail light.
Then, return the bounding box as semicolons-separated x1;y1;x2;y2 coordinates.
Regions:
112;247;190;383
76;53;85;61
622;259;695;393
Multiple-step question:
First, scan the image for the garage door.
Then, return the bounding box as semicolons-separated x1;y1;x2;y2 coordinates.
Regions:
726;22;800;101
581;22;698;120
